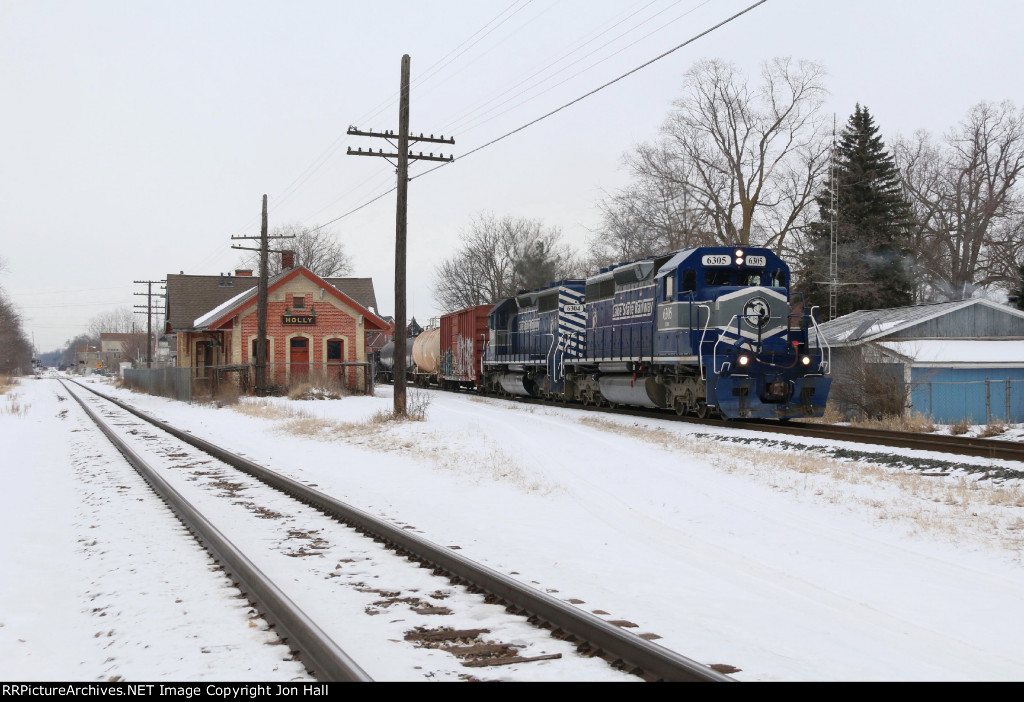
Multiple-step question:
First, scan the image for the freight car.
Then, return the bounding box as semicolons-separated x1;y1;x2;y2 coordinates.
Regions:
482;246;831;420
438;304;491;390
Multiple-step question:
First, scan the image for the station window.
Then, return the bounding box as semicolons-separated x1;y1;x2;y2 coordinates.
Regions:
292;295;306;309
327;339;344;362
251;338;269;360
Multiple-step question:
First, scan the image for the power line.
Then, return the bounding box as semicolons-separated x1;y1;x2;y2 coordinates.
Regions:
439;0;689;135
414;0;767;178
312;0;767;227
454;0;713;136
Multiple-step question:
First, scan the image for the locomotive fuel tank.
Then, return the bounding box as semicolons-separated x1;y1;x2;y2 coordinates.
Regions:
598;375;667;408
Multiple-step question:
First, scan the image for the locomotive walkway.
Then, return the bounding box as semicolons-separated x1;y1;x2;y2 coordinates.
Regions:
61;379;731;682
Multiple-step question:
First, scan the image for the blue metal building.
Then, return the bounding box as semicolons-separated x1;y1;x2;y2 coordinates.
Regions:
820;299;1024;423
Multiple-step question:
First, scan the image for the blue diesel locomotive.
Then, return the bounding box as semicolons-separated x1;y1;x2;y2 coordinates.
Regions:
483;246;831;419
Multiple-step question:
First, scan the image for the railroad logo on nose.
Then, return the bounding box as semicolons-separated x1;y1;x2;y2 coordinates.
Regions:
743;297;770;329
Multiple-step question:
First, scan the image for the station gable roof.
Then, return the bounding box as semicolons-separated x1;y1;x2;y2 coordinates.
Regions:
189;267;387;331
166;271;379;332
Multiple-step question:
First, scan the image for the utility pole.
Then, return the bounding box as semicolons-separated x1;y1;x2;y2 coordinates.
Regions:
347;54;454;416
828;114;839;322
231;195;295;395
134;279;166;367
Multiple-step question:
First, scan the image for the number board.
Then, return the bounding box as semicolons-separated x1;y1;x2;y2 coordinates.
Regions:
701;254;731;266
745;255;767;267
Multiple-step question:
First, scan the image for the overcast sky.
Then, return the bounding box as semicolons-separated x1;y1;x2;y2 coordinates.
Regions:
2;0;1021;352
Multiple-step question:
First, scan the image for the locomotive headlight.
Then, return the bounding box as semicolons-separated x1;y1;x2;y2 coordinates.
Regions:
735;249;744;257
735;257;745;266
801;355;811;366
738;354;750;367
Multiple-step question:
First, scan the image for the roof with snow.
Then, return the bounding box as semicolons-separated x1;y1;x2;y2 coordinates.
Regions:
876;339;1024;365
165;271;378;332
189;266;387;331
819;298;1024;346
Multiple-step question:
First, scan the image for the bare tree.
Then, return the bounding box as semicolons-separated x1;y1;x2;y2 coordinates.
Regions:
87;307;136;338
237;223;353;277
895;101;1024;301
595;58;830;259
119;334;152;365
0;288;33;374
589;167;714;268
433;213;581;312
60;333;98;368
830;347;911;420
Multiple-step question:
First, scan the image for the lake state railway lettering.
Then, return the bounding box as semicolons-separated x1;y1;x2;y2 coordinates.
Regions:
612;299;654;320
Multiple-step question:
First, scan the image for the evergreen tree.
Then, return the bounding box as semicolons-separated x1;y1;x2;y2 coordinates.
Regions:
1011;264;1024;310
796;105;916;319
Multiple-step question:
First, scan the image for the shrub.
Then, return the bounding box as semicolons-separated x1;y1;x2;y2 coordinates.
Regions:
949;418;972;435
980;419;1008;437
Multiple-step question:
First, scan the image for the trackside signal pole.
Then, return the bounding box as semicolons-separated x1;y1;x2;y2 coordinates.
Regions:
230;195;295;394
347;54;454;416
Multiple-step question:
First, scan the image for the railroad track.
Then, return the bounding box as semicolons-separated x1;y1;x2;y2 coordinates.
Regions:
462;390;1024;464
62;379;731;682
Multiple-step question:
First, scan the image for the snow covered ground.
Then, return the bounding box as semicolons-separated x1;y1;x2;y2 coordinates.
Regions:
3;374;1024;681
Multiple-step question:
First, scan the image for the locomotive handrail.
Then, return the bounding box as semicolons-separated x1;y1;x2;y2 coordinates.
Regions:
807;306;832;374
711;313;789;376
696;303;712;381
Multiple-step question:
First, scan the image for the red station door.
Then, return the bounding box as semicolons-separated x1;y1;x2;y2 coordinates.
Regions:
290;338;309;382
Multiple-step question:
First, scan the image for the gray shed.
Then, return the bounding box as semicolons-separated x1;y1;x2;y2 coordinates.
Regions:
819;299;1024;423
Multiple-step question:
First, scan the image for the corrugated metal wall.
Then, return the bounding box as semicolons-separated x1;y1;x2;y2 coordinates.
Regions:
909;367;1024;423
888;305;1024;340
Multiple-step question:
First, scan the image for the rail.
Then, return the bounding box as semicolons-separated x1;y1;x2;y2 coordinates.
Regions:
66;379;733;683
61;379;373;682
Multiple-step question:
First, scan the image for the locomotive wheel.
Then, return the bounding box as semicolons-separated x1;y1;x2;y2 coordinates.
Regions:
695;400;710;419
673;398;686;417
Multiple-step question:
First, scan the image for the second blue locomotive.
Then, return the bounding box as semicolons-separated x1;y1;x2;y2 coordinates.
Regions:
482;246;831;419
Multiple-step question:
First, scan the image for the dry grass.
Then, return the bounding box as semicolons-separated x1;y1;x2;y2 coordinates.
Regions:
367;389;433;423
286;382;346;401
578;414;1024;556
850;411;936;433
980;419;1008;437
234;398;311;421
1;391;28;416
0;375;18;394
950;418;972;435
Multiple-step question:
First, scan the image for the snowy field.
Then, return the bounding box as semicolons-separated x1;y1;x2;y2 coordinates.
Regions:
3;374;1024;682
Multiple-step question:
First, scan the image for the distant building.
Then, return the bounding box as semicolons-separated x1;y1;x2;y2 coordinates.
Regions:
819;299;1024;423
74;332;148;374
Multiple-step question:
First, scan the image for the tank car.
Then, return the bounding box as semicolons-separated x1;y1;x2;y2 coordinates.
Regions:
410;327;441;386
376;339;414;383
